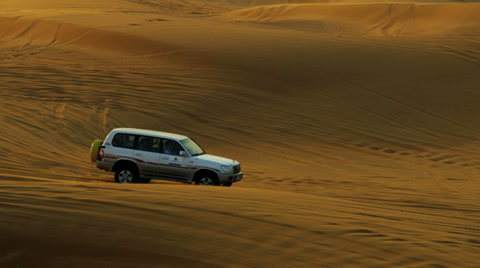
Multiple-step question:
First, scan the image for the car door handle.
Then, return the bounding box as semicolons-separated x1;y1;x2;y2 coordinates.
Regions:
162;157;169;160
135;153;142;157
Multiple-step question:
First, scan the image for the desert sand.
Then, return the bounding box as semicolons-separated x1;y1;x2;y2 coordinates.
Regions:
1;0;479;267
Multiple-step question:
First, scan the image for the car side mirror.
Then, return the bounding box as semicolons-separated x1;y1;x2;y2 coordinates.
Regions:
179;151;188;157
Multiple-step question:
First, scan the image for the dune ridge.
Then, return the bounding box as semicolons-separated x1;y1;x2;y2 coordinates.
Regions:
223;3;480;35
0;16;186;58
211;0;480;6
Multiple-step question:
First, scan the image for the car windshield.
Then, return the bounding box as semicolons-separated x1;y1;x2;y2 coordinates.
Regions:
180;138;205;156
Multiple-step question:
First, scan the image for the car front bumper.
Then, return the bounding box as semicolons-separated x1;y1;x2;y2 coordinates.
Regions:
218;172;243;184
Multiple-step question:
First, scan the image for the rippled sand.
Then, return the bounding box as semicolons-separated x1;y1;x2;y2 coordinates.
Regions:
1;0;479;267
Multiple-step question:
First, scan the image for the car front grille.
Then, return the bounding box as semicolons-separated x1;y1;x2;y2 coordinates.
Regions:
233;165;241;174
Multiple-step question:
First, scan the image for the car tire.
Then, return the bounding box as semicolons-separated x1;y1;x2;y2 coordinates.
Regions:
222;182;232;187
90;139;103;162
195;173;220;186
115;167;137;183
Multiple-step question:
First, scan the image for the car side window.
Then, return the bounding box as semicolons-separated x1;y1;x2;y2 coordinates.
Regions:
136;136;160;153
112;133;136;149
161;139;183;156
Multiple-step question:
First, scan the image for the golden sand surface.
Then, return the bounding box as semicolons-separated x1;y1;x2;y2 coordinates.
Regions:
1;0;479;267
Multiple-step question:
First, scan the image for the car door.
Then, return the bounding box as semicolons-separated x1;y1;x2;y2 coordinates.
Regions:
158;139;189;181
133;136;161;177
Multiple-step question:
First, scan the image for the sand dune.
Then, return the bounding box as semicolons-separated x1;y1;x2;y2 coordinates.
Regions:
206;0;480;7
2;178;479;267
0;17;183;56
222;2;480;35
0;0;479;267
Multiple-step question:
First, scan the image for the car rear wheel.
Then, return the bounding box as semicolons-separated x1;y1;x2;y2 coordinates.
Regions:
222;182;232;187
115;168;137;183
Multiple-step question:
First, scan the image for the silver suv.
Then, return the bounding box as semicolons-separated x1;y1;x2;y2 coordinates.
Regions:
90;128;243;186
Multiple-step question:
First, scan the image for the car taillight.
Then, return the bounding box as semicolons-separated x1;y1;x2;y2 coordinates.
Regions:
99;148;104;159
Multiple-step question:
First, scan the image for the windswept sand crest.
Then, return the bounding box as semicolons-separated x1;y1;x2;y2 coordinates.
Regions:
0;0;227;14
222;3;480;36
0;16;189;60
205;0;478;7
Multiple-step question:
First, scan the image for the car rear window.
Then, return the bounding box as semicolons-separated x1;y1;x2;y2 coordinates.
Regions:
112;133;136;149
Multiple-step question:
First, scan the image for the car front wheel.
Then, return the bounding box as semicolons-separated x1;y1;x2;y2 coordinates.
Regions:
115;168;137;183
196;175;219;186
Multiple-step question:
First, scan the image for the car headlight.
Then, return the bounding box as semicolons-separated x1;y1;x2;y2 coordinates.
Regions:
221;165;233;173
